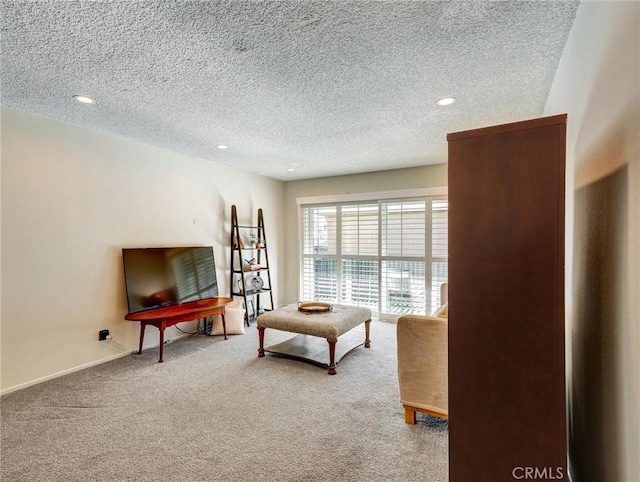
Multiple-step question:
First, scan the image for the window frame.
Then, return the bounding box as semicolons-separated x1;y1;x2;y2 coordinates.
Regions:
297;188;447;320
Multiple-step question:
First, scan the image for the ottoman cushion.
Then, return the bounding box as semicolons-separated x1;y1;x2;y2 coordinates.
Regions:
257;304;371;339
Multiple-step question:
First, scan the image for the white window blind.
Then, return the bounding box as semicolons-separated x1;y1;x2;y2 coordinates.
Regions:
301;205;337;302
340;203;379;309
300;196;448;318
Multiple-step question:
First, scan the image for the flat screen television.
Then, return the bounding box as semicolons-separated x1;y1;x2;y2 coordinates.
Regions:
122;246;219;314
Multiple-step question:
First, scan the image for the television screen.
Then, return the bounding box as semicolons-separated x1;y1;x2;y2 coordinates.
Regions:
122;246;219;314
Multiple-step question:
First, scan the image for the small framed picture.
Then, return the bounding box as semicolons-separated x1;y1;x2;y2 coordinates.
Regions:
232;234;245;249
245;300;255;318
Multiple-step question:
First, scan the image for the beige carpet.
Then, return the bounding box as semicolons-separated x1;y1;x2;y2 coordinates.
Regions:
1;320;448;481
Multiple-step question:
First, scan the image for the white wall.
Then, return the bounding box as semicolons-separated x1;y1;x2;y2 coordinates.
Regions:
282;164;448;304
544;2;640;481
1;107;285;392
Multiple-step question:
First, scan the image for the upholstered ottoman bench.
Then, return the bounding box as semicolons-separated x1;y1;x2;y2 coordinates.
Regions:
257;304;371;375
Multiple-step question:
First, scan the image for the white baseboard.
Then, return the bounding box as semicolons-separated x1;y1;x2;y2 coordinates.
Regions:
1;350;133;396
1;333;193;396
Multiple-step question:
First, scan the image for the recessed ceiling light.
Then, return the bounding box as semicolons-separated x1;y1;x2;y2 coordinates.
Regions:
73;94;94;104
287;168;295;172
437;97;456;106
216;144;229;150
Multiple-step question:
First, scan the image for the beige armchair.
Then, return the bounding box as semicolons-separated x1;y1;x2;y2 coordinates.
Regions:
397;283;448;424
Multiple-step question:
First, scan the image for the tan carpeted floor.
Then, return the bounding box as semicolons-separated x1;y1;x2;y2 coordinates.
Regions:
1;320;448;481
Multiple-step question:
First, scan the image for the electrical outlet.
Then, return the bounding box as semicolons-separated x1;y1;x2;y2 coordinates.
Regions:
99;329;109;341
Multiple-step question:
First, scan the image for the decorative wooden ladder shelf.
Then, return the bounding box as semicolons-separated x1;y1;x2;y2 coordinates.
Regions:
229;205;274;325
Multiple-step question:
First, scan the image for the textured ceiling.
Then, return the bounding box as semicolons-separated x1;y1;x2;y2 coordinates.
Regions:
1;1;580;181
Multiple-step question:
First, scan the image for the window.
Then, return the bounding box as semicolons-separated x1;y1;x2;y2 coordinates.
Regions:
300;195;448;319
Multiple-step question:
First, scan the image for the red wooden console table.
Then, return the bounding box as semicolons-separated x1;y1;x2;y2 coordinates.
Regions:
125;297;233;362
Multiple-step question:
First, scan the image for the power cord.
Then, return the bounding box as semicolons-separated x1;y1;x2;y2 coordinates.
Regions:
199;316;213;335
173;316;212;336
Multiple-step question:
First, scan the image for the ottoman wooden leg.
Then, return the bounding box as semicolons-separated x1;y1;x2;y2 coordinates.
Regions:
327;338;337;375
364;320;371;348
257;326;265;357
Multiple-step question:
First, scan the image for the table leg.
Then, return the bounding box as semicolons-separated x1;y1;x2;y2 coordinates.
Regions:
221;312;228;340
364;320;371;348
138;322;146;354
158;320;166;363
327;338;337;375
257;326;265;357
